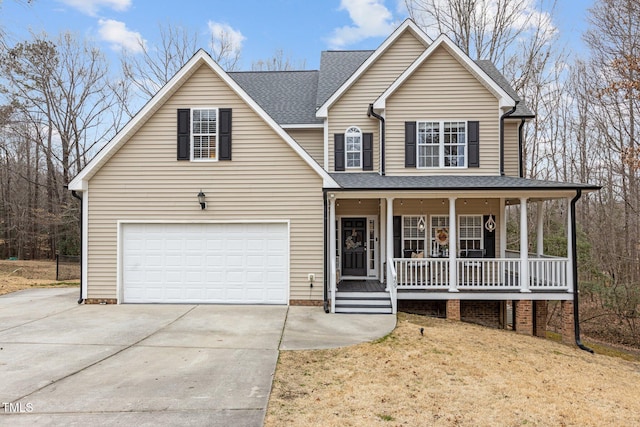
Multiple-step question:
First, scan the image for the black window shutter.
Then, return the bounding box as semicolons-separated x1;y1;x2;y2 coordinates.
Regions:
405;122;416;168
219;108;232;160
468;121;480;168
177;109;190;160
334;134;345;171
393;216;402;258
363;133;373;171
483;215;496;258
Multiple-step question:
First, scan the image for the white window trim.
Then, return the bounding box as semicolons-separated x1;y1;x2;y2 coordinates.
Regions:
191;108;219;162
345;126;363;169
417;120;467;169
458;214;484;254
429;214;450;257
401;215;426;255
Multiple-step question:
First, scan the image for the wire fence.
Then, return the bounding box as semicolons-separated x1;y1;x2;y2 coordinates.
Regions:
56;254;80;281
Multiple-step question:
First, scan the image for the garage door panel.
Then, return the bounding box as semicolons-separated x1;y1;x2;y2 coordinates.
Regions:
122;223;288;304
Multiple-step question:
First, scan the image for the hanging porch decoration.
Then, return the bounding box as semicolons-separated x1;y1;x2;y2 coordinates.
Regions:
485;214;496;232
435;227;449;245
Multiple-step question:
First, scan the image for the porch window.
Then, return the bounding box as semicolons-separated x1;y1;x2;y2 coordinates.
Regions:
417;121;466;168
402;216;425;256
345;126;362;168
430;215;450;257
459;215;483;254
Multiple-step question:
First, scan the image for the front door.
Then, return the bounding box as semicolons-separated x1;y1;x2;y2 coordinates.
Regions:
341;218;367;277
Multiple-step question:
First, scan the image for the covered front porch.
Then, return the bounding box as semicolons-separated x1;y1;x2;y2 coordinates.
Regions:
325;177;584;315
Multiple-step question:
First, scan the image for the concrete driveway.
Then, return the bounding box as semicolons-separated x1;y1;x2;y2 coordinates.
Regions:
0;288;395;426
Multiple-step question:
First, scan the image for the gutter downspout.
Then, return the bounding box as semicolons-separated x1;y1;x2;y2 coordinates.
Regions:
500;101;518;176
368;104;385;176
518;118;526;178
71;190;84;304
323;191;330;313
570;189;593;353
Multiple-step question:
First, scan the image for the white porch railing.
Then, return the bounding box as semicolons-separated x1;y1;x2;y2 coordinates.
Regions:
528;258;569;290
387;257;398;314
393;257;569;291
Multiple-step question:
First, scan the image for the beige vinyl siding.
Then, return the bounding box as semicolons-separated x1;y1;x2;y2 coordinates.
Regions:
328;30;427;172
286;128;324;165
503;121;520;177
87;64;324;301
392;198;502;255
385;45;501;176
336;199;379;216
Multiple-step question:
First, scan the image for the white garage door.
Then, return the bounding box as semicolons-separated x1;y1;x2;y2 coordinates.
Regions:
122;222;288;304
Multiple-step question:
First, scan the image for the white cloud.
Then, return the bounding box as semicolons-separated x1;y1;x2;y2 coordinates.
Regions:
98;19;145;53
57;0;131;16
328;0;397;49
207;21;246;57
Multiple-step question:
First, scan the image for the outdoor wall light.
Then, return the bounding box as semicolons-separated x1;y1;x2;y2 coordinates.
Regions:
197;190;206;210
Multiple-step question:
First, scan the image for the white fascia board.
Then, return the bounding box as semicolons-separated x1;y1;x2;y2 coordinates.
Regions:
281;123;324;129
316;19;431;118
373;35;516;110
69;49;338;190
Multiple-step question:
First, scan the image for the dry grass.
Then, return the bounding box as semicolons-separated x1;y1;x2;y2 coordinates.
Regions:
0;260;79;296
266;313;640;426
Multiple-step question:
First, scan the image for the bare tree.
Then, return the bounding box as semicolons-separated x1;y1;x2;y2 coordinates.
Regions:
0;31;118;257
121;22;244;108
405;0;548;65
121;23;199;100
251;49;306;71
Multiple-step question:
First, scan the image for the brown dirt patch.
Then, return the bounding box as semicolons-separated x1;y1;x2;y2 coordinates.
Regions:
0;260;79;296
266;313;640;426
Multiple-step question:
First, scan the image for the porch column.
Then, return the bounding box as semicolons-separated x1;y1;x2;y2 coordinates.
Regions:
386;197;394;291
520;197;530;292
536;201;544;257
500;198;507;259
329;195;337;313
448;197;458;292
566;197;574;293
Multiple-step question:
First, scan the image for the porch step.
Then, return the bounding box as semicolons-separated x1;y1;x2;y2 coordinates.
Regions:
335;291;392;314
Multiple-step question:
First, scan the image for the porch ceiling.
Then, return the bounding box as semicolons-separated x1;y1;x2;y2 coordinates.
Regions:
327;173;600;194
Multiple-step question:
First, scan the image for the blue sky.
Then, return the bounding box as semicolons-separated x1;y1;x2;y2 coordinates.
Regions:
1;0;593;70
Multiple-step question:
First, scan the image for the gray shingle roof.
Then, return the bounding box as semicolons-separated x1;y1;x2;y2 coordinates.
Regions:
316;50;374;108
329;173;599;191
227;51;533;126
229;70;321;125
475;60;535;117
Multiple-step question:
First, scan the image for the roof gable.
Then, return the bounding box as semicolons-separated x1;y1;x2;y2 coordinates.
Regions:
315;19;431;118
69;50;338;191
373;35;517;111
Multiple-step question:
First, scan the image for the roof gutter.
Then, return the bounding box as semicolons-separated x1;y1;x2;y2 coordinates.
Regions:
367;104;385;176
518;118;526;178
70;190;84;304
570;189;593;353
500;101;518;176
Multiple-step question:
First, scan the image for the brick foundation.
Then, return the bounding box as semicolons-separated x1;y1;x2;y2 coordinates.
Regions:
398;300;446;317
461;301;502;329
446;299;461;321
515;300;533;335
289;299;324;307
534;301;548;338
561;300;575;345
84;298;117;304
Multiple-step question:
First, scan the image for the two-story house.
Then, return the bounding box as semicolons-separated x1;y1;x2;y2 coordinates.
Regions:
68;20;598;344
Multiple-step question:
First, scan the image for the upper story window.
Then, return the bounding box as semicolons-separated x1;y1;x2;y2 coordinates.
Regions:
192;108;217;160
345;126;362;168
417;121;466;168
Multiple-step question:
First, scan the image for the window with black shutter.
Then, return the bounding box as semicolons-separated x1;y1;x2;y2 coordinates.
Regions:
176;108;232;161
